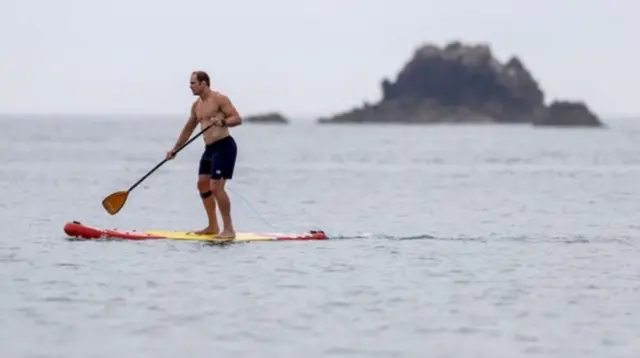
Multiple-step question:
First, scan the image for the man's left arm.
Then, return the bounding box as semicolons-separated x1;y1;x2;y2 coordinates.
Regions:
219;94;242;127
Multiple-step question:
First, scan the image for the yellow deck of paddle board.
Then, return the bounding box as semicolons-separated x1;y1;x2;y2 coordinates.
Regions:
144;230;276;242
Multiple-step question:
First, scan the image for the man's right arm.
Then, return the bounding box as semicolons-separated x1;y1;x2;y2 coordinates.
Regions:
171;101;198;152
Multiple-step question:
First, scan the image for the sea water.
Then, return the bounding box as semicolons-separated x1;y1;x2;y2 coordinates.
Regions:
1;115;639;357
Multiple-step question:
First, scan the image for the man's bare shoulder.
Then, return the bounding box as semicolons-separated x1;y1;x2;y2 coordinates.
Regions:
209;89;228;101
188;99;200;120
191;98;201;111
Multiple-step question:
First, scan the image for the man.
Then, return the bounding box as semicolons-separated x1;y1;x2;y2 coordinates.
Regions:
166;70;243;239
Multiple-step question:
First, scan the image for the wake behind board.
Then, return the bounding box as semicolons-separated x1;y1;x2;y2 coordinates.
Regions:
63;221;327;242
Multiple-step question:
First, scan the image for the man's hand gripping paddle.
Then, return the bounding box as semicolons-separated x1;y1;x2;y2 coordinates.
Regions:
102;124;214;215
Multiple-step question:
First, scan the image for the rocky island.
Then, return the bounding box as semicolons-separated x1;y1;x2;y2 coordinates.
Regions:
243;112;289;124
317;41;602;127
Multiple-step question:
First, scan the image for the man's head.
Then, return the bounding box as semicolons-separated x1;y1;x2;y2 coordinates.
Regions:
190;70;210;96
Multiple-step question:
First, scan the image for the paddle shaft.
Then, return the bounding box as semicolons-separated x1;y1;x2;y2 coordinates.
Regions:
127;124;214;192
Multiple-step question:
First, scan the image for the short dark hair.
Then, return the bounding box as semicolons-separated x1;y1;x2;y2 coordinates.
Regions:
192;71;210;87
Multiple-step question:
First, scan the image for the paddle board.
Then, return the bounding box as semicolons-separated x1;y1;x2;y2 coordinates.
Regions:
63;221;328;242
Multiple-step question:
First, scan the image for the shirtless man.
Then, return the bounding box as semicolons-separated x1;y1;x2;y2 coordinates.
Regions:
165;70;243;238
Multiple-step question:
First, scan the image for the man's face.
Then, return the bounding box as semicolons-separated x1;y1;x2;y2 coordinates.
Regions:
189;74;203;95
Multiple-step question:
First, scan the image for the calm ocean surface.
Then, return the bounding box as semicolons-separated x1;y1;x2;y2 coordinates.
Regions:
1;115;639;358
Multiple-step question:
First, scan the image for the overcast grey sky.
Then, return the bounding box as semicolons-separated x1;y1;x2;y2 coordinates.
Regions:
1;0;638;119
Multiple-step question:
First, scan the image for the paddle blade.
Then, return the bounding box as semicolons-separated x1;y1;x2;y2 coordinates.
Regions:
102;191;129;215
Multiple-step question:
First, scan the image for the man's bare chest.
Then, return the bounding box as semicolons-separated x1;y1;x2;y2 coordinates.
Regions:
195;100;221;120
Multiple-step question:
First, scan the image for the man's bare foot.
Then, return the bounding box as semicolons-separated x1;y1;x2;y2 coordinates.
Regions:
216;230;236;240
192;226;219;235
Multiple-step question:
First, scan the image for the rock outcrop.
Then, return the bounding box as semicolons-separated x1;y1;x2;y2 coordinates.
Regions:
534;101;602;127
244;112;289;124
317;41;602;127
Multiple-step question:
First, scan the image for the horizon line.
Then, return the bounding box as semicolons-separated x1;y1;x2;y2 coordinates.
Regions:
1;112;638;121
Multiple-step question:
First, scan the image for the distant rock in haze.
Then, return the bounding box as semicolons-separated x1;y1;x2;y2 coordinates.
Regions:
317;41;603;127
244;112;289;124
534;101;602;127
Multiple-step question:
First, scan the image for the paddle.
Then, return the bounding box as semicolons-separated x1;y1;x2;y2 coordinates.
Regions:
102;124;214;215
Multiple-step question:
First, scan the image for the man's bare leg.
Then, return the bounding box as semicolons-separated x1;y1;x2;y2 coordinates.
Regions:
211;179;235;238
194;175;219;235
